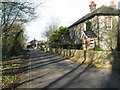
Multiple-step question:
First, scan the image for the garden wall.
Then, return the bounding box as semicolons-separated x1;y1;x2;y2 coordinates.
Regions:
43;48;120;69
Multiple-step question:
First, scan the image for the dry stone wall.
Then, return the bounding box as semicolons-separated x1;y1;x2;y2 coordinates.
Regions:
43;48;120;70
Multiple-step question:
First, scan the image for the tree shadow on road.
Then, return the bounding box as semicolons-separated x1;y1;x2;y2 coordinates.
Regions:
103;18;120;89
14;50;75;88
43;50;95;88
15;49;120;89
42;49;120;89
2;50;68;76
103;51;120;89
14;74;46;88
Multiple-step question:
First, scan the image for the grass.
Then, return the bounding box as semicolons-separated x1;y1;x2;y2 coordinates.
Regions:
89;46;104;51
2;50;30;89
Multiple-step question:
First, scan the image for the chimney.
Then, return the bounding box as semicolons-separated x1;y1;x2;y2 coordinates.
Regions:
110;1;116;8
89;1;97;12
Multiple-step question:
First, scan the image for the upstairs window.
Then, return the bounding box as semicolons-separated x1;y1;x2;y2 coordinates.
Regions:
106;17;112;29
86;21;92;31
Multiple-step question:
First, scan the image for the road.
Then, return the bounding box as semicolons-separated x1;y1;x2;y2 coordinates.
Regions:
16;49;119;88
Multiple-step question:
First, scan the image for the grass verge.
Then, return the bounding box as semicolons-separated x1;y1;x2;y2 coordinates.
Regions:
2;50;30;89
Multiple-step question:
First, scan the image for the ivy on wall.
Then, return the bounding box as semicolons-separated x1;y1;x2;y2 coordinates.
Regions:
86;21;92;31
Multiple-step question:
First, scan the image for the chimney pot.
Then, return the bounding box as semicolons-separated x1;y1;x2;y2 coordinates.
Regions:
91;1;95;4
89;1;96;12
110;1;116;8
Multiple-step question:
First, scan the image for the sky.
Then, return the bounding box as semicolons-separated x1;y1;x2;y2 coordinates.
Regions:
24;0;120;42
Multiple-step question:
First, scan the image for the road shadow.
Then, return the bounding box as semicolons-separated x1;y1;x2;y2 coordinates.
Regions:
14;49;120;89
103;18;120;89
14;49;89;88
2;50;67;75
14;74;46;88
14;50;75;88
103;19;120;89
43;50;95;88
103;51;120;89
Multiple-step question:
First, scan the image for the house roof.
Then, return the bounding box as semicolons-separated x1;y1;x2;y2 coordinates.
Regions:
84;31;97;38
69;6;120;28
30;39;37;43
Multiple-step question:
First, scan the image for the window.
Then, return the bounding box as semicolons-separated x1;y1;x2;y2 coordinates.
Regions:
86;21;92;31
84;23;86;31
90;39;94;47
106;17;112;29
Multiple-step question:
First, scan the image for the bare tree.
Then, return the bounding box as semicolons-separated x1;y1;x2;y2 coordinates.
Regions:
0;2;36;33
0;1;44;56
44;17;60;41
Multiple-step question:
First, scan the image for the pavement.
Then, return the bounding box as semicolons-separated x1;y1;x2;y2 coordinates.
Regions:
16;49;120;88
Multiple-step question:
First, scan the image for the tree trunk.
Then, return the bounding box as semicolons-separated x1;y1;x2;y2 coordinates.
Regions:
117;15;120;51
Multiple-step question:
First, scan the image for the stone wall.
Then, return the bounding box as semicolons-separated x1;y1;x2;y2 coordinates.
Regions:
98;16;118;50
69;22;84;44
43;47;120;70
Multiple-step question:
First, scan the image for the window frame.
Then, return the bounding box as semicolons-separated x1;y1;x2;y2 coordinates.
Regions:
106;17;112;30
90;39;94;47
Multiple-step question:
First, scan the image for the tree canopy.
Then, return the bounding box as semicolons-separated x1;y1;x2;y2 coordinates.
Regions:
50;26;69;44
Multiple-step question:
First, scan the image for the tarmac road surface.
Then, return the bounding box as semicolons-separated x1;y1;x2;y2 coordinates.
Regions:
16;49;120;89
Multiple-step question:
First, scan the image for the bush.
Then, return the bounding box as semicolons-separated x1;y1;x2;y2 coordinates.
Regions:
94;46;103;51
89;46;103;51
88;48;94;50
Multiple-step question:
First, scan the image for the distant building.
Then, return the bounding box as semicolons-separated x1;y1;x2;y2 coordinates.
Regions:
30;39;38;48
26;39;47;49
25;42;30;48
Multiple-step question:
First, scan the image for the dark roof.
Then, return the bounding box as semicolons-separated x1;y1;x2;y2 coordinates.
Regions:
30;39;37;43
84;31;97;38
69;6;120;28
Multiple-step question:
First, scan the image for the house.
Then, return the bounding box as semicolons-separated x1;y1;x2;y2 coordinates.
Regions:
25;39;38;49
25;42;30;48
27;39;47;49
30;39;38;48
68;1;120;50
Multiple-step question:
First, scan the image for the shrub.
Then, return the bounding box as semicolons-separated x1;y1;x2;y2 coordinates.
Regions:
88;48;94;50
89;46;103;51
93;46;103;51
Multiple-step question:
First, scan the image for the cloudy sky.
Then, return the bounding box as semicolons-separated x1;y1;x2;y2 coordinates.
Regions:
25;0;120;42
